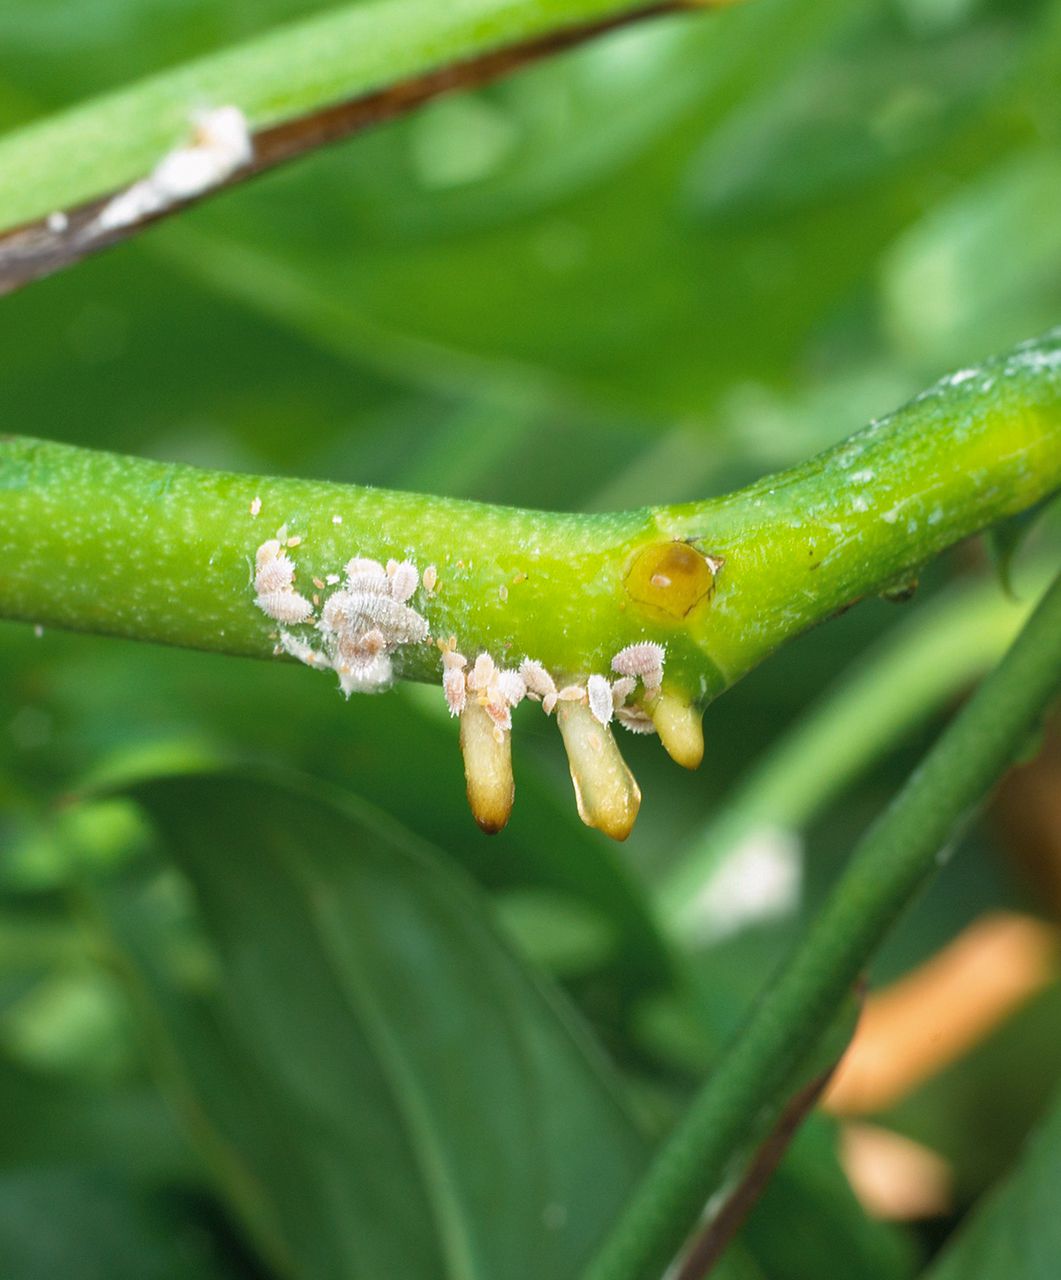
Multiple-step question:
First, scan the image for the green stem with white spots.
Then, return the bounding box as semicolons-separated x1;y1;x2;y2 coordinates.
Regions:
3;331;1058;716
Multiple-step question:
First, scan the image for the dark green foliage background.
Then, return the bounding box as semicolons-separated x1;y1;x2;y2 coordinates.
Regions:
1;0;1060;1276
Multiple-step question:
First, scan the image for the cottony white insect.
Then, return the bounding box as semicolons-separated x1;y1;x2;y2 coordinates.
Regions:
253;539;314;623
344;557;389;590
259;543;429;697
255;539;282;568
484;666;525;735
453;652;526;734
494;669;527;708
443;666;467;716
97;106;253;232
467;652;496;692
338;652;394;696
610;676;637;708
255;589;314;625
387;560;419;603
254;554;295;595
611;641;665;694
519;658;556;702
439;643;469;716
587;674;613;726
615;705;657;735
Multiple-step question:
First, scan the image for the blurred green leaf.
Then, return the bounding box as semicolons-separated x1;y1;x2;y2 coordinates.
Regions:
923;1081;1061;1280
0;1166;234;1280
105;769;652;1280
984;499;1055;599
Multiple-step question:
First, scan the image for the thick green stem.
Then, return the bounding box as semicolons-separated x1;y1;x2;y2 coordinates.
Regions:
582;568;1061;1280
2;330;1059;710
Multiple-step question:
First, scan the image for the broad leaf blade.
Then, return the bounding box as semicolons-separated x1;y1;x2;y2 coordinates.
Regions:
923;1084;1061;1280
112;770;650;1280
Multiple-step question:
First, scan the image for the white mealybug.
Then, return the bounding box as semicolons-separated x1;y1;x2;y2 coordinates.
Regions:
249;496;262;517
440;643;469;717
615;705;657;735
337;652;394;696
611;676;637;708
484;666;526;736
423;565;438;593
259;544;429;698
494;669;527;709
96;106;253;232
587;674;614;726
611;641;666;694
519;658;557;703
255;589;314;625
388;560;419;603
254;554;295;596
255;539;282;569
253;539;314;624
467;653;496;693
344;557;389;590
443;665;467;717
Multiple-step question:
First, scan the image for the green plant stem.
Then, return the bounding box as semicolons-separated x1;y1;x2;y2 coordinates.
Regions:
1;331;1059;705
0;0;694;232
657;564;1050;937
0;0;712;294
581;568;1061;1280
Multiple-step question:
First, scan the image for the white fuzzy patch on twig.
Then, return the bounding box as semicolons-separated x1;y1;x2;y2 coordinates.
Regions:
97;106;253;232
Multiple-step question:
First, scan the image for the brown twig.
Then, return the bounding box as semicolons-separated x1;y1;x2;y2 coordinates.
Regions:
0;3;687;297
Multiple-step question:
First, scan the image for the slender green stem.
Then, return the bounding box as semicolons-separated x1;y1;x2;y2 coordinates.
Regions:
0;0;705;293
657;564;1050;937
581;569;1061;1280
1;331;1059;711
0;0;688;231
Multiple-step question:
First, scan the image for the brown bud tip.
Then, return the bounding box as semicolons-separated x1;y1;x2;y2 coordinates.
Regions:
459;699;514;833
650;693;704;770
556;701;641;841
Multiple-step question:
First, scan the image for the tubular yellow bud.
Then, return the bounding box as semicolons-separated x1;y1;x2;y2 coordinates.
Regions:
459;699;514;834
556;700;641;841
650;692;704;770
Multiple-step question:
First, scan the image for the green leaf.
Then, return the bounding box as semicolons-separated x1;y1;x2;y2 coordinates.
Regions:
740;1116;917;1280
0;1166;233;1280
108;769;651;1280
984;498;1053;599
923;1083;1061;1280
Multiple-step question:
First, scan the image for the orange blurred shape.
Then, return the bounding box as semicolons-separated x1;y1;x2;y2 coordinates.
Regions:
839;1123;953;1221
825;911;1059;1116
